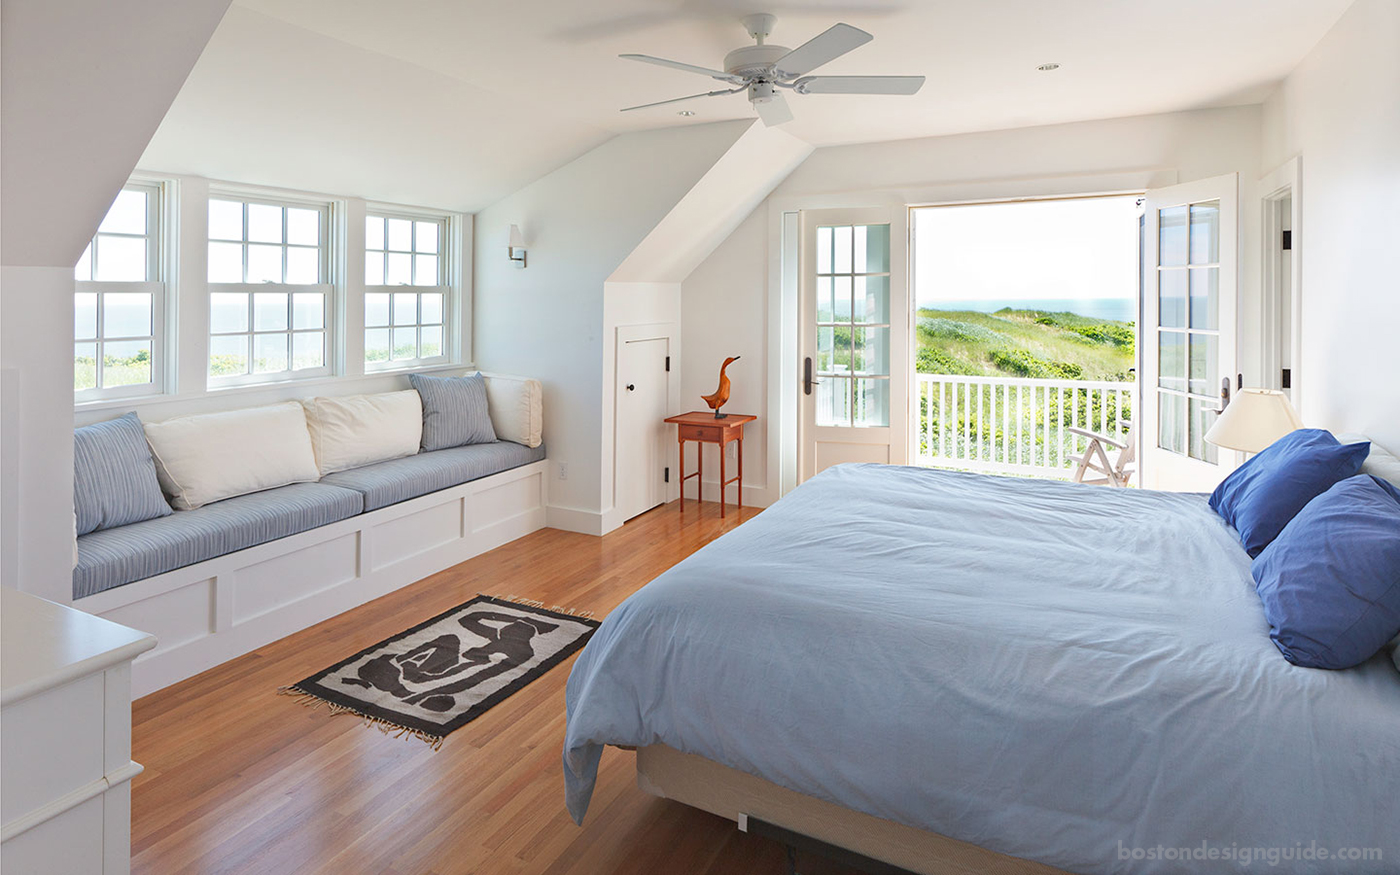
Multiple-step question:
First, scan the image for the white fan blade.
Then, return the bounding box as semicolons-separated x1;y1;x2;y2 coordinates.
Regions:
619;53;742;83
754;93;794;126
620;89;740;112
773;23;872;78
794;75;925;95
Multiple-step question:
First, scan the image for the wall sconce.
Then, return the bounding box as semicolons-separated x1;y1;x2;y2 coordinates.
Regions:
507;224;527;269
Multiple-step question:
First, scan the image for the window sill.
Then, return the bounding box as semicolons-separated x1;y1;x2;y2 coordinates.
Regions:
73;361;474;415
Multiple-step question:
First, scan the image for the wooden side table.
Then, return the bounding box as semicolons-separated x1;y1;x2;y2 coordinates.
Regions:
664;411;757;517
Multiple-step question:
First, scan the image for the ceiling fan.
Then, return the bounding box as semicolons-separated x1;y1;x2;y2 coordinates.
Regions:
619;13;924;127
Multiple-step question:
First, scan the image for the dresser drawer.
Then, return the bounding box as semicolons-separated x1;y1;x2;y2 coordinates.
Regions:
679;424;723;442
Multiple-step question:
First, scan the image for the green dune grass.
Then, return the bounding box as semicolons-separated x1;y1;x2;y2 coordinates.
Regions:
916;307;1135;382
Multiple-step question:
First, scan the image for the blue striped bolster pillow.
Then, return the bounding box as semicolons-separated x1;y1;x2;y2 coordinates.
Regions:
74;412;173;535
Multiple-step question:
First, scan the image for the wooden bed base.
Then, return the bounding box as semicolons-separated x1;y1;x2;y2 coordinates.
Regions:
634;745;1071;875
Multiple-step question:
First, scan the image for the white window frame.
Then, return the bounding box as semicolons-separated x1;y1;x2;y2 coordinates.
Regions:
206;192;336;388
363;208;455;372
74;181;169;403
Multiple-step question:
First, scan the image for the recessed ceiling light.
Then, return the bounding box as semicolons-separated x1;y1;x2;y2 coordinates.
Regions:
1037;63;1060;72
677;110;696;116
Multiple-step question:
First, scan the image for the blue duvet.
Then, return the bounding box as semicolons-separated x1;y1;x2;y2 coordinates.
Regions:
563;464;1400;874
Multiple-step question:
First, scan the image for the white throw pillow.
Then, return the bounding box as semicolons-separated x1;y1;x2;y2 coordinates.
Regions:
484;374;543;448
302;390;422;475
1337;433;1400;487
143;402;320;510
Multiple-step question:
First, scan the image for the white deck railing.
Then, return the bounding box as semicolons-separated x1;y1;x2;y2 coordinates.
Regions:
916;373;1135;479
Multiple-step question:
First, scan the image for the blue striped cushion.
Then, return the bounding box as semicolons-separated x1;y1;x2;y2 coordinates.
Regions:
73;483;363;599
409;372;496;451
321;441;545;511
74;412;172;536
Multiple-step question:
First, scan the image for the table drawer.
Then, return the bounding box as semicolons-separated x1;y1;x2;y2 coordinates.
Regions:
679;424;723;442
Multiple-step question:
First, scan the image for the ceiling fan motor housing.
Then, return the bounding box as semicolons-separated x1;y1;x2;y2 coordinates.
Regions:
724;44;790;80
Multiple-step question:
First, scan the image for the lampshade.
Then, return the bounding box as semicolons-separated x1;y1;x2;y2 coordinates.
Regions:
1204;388;1303;453
508;224;525;249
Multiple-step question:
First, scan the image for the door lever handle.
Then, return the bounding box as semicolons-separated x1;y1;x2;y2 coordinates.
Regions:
803;357;821;396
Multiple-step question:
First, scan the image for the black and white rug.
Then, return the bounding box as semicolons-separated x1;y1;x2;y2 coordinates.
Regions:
281;595;599;747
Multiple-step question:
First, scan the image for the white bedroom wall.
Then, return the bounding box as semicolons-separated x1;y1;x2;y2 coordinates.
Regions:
1260;0;1400;451
683;105;1265;502
0;0;232;601
472;121;749;528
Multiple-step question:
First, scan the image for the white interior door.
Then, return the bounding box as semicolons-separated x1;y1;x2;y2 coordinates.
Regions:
1140;173;1239;491
616;335;669;521
798;207;908;481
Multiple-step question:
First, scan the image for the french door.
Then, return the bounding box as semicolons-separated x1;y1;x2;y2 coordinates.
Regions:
1140;174;1239;491
797;207;908;481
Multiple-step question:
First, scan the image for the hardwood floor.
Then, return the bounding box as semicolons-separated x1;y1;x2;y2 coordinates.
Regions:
131;500;860;875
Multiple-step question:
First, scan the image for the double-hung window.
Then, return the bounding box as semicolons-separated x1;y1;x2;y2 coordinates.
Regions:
207;196;332;385
74;183;166;400
364;213;450;369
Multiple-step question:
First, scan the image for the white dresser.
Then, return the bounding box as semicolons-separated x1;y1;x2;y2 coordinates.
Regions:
1;588;156;875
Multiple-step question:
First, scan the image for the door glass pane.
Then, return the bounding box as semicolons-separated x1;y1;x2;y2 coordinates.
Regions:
103;340;151;386
830;325;852;373
1189;202;1219;264
832;275;852;321
1158;393;1185;454
833;225;853;273
1158;331;1186;392
817;376;850;426
1159;269;1187;328
1159;206;1188;266
853;378;889;427
854;224;890;273
1189;398;1219;463
852;326;889;375
816;326;835;372
816;226;832;274
816;276;834;322
1189;333;1218;396
856;275;889;323
1189;268;1217;330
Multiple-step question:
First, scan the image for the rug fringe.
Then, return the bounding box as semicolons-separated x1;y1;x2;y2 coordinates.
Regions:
484;592;595;620
277;685;445;751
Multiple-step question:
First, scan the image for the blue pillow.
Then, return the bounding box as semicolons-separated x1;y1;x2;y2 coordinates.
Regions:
409;372;497;451
73;412;172;535
1209;428;1369;557
1251;475;1400;669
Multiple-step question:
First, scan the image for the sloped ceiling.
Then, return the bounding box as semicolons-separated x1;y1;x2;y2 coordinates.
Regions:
142;0;1355;213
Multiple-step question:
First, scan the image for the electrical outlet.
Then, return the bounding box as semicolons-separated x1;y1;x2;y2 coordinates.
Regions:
557;461;568;480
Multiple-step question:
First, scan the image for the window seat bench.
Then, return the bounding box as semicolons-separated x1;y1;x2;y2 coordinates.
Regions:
74;440;546;599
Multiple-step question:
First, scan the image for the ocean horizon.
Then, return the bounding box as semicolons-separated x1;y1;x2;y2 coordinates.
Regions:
921;298;1137;323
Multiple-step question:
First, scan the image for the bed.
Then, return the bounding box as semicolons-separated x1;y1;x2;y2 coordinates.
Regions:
563;463;1400;874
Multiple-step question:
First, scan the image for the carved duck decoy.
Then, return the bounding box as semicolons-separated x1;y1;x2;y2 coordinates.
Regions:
702;356;740;418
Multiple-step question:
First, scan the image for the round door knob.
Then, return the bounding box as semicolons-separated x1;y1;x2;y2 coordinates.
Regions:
626;384;635;391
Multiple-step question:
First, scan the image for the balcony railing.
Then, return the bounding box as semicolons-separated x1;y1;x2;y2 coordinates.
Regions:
916;373;1135;479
